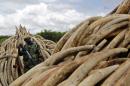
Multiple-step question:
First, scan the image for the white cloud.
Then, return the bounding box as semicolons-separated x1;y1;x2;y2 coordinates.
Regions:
0;2;88;35
97;12;105;16
0;1;109;36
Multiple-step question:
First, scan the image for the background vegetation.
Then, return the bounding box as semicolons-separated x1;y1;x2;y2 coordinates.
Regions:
0;36;10;44
0;30;66;44
37;30;66;42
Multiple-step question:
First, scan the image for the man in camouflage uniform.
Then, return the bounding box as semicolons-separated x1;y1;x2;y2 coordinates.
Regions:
19;37;42;72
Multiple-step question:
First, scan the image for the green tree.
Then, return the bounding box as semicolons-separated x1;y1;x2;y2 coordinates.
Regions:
0;36;10;44
37;30;66;42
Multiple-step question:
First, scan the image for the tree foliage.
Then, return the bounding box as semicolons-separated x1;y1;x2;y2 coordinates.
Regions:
37;30;66;42
0;36;10;44
0;30;65;44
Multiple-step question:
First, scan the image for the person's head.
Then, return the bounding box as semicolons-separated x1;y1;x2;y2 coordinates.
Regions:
19;44;23;47
24;37;32;45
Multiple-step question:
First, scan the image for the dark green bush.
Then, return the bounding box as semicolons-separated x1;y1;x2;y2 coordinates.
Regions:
0;30;66;44
37;30;66;42
0;36;10;44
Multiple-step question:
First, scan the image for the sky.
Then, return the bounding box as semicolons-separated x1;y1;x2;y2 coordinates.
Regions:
0;0;122;35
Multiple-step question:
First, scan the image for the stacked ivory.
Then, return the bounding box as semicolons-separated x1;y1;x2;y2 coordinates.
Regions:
0;26;56;86
9;0;130;86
